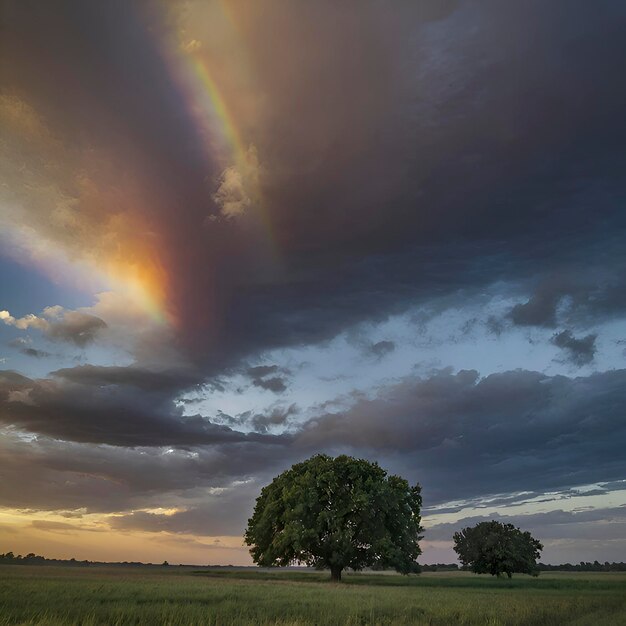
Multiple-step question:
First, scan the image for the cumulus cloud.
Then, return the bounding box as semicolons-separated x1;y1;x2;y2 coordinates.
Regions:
1;307;106;346
0;310;48;332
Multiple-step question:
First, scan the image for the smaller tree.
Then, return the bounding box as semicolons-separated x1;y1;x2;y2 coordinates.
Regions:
453;520;543;578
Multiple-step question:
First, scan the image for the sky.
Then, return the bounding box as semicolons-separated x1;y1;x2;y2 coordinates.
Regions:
1;0;625;566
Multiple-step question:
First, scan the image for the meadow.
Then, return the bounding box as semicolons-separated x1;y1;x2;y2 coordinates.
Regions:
1;565;625;625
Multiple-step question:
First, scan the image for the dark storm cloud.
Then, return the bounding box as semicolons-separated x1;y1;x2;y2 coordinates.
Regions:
296;368;626;505
245;365;290;394
51;364;202;392
2;364;625;512
508;268;626;330
3;1;625;370
1;366;624;539
0;368;288;447
0;431;294;514
201;0;626;367
551;330;597;365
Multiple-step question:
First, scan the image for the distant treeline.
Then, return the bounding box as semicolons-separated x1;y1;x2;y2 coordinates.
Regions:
377;560;626;573
418;563;459;572
2;551;626;572
0;552;254;569
425;562;626;573
537;561;626;572
0;552;149;567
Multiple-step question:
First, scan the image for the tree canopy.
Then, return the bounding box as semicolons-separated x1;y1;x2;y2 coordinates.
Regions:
244;454;423;580
453;520;543;578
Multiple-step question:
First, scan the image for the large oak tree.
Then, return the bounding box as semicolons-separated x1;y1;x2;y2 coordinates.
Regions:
244;454;423;581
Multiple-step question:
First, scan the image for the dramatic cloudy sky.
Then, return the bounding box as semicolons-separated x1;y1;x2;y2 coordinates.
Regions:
1;0;625;565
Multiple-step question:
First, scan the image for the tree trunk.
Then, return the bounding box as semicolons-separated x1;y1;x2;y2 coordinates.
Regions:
330;566;342;582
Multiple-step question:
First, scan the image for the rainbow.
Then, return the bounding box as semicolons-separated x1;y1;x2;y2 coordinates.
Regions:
151;0;255;175
189;55;249;168
150;0;279;251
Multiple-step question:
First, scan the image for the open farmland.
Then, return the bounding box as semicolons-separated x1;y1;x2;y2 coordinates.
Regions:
1;566;625;625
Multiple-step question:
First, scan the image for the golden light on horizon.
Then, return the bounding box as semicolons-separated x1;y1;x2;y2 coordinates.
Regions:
0;507;250;566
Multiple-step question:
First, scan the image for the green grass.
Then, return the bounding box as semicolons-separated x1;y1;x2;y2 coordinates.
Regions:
0;565;625;625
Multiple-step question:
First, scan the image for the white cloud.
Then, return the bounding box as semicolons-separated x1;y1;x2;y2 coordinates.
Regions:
212;147;260;219
0;306;106;346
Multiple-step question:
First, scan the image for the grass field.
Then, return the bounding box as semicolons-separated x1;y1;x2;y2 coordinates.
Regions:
1;565;625;625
